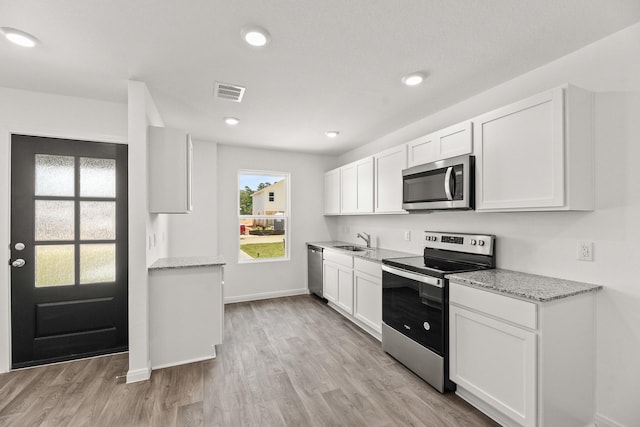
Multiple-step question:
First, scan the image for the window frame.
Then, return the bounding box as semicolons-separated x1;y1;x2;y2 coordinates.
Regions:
237;169;291;264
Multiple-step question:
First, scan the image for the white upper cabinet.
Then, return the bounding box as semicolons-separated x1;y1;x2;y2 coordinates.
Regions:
148;126;193;214
474;85;593;212
374;144;407;213
406;132;437;166
407;121;472;167
323;167;341;215
341;157;374;214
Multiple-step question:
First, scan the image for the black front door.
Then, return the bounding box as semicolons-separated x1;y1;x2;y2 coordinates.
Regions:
10;134;128;369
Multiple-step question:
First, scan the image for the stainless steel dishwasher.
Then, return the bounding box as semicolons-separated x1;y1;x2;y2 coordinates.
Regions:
307;245;324;299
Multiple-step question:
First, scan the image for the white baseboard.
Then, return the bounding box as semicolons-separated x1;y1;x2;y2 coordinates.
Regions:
126;365;151;383
224;288;309;304
595;413;626;427
151;352;216;371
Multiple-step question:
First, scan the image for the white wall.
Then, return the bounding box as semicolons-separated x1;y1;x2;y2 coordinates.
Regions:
335;23;640;427
167;139;218;257
217;145;335;302
0;87;127;373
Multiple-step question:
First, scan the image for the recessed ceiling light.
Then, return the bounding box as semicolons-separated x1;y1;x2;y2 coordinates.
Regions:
1;27;38;48
241;26;271;47
325;131;339;138
225;117;240;126
401;72;427;87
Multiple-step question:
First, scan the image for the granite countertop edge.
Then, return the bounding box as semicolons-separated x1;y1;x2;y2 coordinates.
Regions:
149;255;226;271
307;241;416;263
446;268;603;302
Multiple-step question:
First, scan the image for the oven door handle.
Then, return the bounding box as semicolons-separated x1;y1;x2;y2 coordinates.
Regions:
444;166;454;201
382;264;443;288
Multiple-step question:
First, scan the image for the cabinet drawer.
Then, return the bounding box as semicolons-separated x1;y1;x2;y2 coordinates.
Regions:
323;250;353;268
354;258;381;279
450;282;537;330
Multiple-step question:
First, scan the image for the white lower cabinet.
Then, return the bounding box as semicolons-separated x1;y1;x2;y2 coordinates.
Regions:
323;251;382;339
353;258;382;334
323;251;353;314
450;304;537;427
449;282;596;427
322;262;340;303
149;265;223;369
336;268;354;314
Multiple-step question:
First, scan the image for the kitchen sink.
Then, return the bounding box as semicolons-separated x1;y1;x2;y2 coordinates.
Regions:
333;245;366;252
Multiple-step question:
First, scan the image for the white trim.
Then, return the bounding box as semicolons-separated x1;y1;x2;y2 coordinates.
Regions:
0;126;126;374
595;413;625;427
151;349;217;371
126;365;151;383
224;288;309;304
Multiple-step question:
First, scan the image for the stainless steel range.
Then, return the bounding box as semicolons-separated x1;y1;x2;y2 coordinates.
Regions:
381;231;495;392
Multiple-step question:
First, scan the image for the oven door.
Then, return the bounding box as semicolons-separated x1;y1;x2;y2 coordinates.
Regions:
402;154;473;211
382;265;444;356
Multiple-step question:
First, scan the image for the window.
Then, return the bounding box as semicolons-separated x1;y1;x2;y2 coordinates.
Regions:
238;170;290;263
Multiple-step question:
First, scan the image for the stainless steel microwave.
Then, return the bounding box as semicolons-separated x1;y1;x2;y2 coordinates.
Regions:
402;155;474;211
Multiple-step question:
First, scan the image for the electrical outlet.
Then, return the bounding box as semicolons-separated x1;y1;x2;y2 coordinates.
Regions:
577;240;594;261
404;231;411;241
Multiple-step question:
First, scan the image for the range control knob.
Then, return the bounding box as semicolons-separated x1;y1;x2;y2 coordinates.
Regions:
478;240;485;246
470;239;477;245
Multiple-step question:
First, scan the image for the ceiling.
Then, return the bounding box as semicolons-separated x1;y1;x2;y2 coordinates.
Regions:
1;1;640;155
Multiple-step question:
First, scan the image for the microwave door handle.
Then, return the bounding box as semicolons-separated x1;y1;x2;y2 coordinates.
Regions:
444;166;454;200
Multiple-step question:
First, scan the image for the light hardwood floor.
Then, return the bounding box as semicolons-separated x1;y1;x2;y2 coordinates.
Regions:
0;295;498;426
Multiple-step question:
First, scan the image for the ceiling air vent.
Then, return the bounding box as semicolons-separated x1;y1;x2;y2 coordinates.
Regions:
214;81;245;102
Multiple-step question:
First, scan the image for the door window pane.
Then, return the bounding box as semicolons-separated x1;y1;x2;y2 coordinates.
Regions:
35;154;75;197
80;244;116;284
80;158;116;198
35;200;75;241
80;201;116;240
35;245;75;287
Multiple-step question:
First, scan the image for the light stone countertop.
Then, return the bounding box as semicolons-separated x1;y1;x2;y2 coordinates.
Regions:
149;255;226;271
446;268;602;302
307;241;416;263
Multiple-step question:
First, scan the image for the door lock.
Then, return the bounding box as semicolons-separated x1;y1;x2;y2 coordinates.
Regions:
11;259;25;268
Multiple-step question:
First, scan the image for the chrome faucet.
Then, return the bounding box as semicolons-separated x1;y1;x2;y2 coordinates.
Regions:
357;232;371;248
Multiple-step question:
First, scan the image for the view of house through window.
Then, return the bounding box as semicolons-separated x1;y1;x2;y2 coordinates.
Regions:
238;171;289;262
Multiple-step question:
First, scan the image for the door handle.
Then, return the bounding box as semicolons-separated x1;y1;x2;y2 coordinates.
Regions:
444;166;454;201
11;259;25;268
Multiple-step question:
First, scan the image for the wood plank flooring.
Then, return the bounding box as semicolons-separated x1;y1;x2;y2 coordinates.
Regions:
0;295;499;426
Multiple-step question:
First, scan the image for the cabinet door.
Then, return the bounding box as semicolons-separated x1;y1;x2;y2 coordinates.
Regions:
336;268;354;314
353;271;381;333
341;157;374;214
323;261;339;303
323;168;341;215
407;133;437;167
450;305;537;427
340;163;358;213
436;121;472;159
148;126;193;214
474;88;565;211
374;145;407;213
